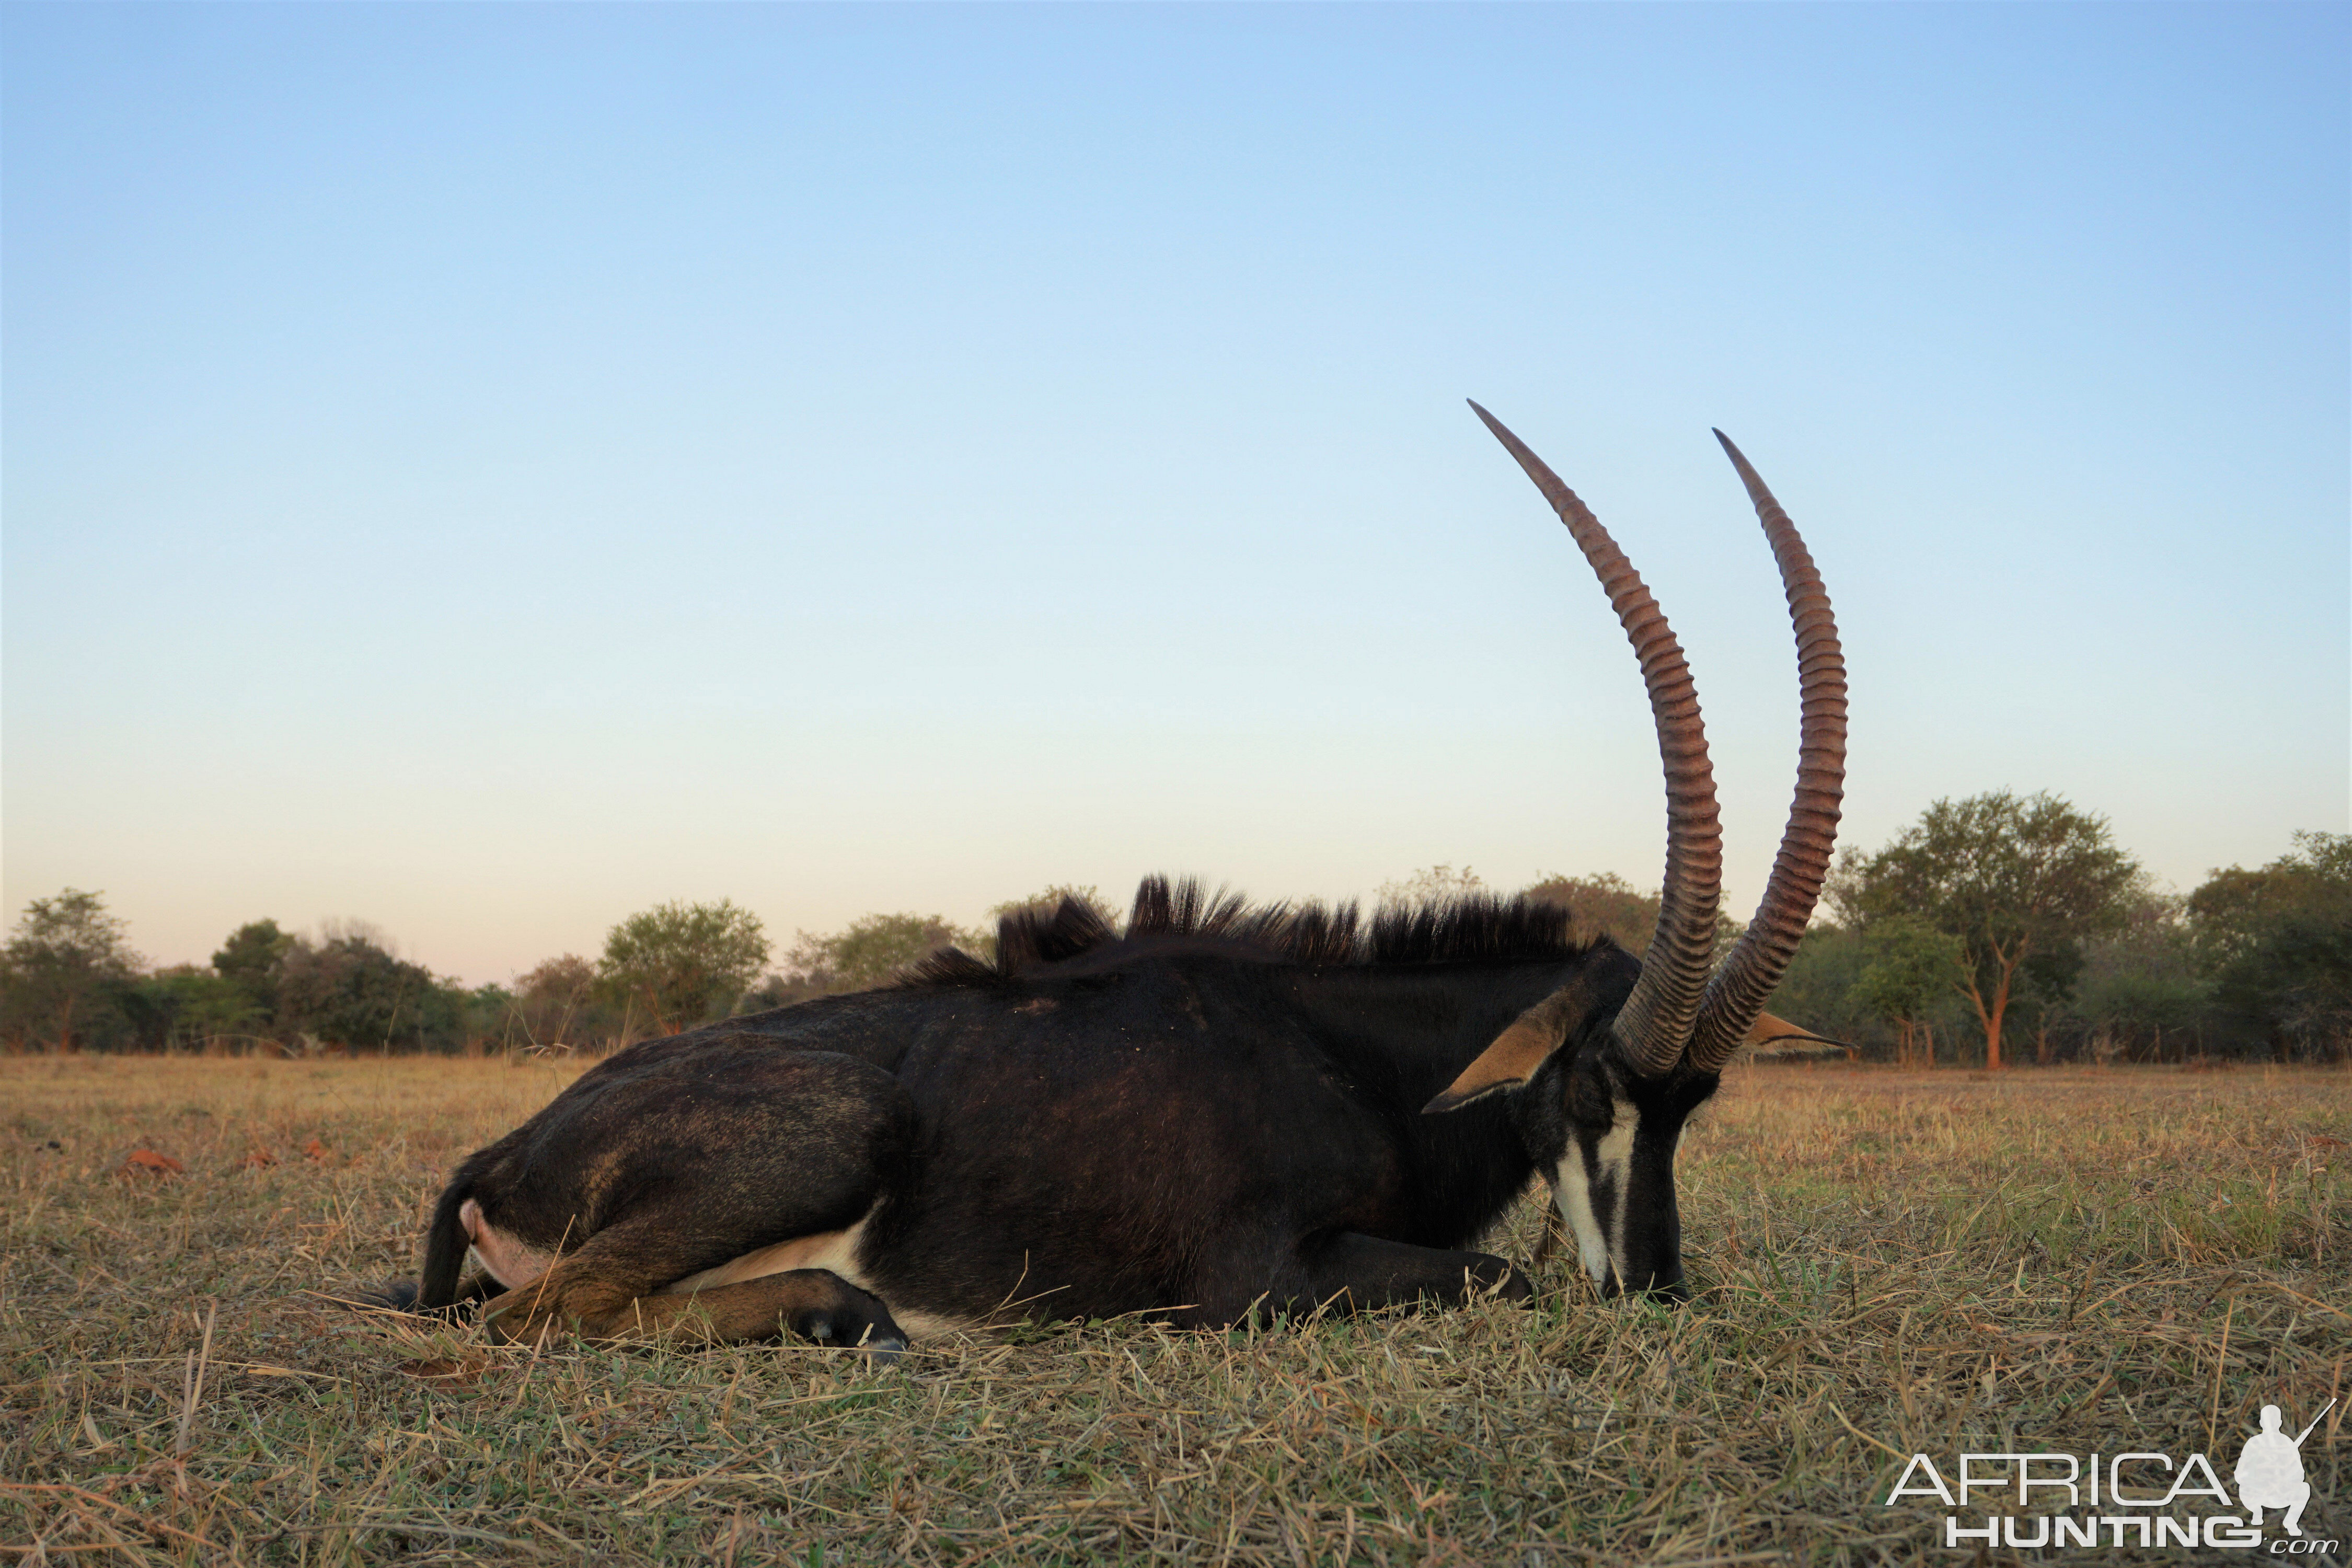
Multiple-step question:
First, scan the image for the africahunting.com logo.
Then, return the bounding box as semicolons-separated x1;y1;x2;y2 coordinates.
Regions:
1885;1399;2336;1552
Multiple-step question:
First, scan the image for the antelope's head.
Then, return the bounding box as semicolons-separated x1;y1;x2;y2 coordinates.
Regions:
1424;405;1848;1300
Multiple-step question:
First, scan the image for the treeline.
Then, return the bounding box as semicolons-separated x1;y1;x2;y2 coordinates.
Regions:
1380;803;2350;1066
1780;803;2351;1066
4;798;2345;1064
0;905;539;1057
0;886;1092;1057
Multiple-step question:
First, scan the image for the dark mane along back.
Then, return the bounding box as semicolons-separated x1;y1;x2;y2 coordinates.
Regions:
898;874;1609;991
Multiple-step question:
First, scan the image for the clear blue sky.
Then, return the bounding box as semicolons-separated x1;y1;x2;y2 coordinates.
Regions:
6;3;2345;986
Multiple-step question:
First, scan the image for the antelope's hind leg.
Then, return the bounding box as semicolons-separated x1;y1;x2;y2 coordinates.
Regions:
471;1045;910;1356
592;1269;906;1359
481;1244;906;1359
352;1271;497;1317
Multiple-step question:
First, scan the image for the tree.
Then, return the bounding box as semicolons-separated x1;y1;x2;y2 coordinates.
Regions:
1834;791;2138;1069
2188;831;2351;959
0;890;144;1051
2062;890;2208;1063
459;983;517;1055
276;932;466;1052
961;885;1124;964
119;966;267;1052
213;919;294;1024
1849;915;1965;1067
1521;871;1657;951
2190;832;2352;1060
989;885;1120;928
1521;870;1739;959
1769;924;1874;1050
503;953;621;1051
1377;865;1488;908
778;913;973;999
598;900;771;1035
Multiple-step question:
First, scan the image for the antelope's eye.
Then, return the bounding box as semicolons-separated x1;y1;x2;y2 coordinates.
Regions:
1568;1069;1615;1130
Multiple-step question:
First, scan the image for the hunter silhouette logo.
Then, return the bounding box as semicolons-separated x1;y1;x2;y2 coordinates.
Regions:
1885;1396;2338;1552
2236;1401;2331;1537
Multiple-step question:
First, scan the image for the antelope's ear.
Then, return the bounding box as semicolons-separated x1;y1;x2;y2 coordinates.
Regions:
1422;1016;1557;1114
1741;1011;1849;1053
1422;982;1606;1115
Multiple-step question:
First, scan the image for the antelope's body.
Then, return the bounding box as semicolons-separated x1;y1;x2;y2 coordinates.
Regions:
381;406;1850;1356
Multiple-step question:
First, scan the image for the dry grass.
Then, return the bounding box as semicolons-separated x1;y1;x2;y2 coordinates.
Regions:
2;1056;2344;1565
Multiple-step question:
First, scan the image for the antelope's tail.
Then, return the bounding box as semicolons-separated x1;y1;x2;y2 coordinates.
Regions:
417;1179;473;1310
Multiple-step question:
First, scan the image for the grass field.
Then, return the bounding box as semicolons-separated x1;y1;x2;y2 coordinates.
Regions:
2;1056;2344;1566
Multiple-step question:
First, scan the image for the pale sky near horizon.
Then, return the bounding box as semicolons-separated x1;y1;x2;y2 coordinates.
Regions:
6;3;2346;987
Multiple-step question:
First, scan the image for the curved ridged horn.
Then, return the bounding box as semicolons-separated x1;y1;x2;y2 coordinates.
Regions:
1469;401;1722;1080
1684;431;1846;1073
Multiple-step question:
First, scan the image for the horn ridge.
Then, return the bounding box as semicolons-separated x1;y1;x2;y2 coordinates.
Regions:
1686;430;1847;1073
1469;401;1722;1080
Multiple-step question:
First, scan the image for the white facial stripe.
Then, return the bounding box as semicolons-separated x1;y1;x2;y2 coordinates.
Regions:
1552;1150;1610;1284
1596;1101;1636;1288
1551;1097;1638;1289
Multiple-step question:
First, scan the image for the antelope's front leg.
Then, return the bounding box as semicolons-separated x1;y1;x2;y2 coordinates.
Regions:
1297;1231;1532;1315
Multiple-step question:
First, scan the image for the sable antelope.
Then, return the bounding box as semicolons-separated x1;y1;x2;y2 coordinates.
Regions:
377;405;1846;1357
